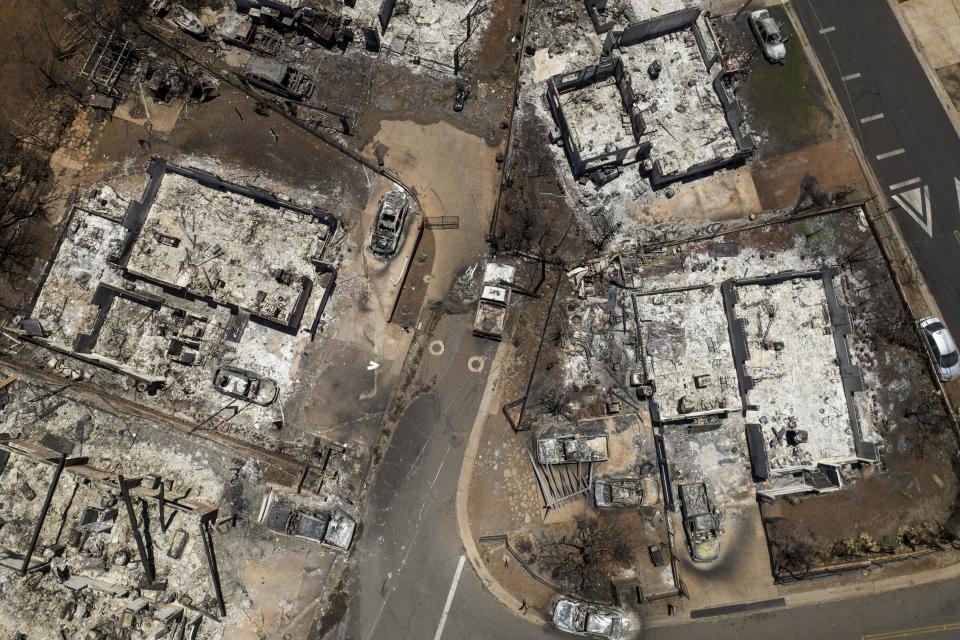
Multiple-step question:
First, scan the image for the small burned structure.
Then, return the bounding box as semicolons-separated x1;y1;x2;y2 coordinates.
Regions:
213;365;279;406
244;56;315;100
78;30;136;109
234;0;343;48
536;428;609;465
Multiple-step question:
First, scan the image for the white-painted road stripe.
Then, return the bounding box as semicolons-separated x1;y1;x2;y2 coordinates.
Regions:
876;149;905;160
433;555;467;640
889;177;921;191
841;72;862;81
819;26;836;34
860;113;885;123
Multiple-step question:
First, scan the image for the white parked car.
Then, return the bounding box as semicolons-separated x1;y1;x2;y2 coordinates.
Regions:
919;317;960;382
552;598;630;639
748;9;786;62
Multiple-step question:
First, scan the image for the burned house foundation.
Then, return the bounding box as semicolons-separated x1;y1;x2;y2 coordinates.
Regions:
18;157;340;431
547;8;753;186
637;266;878;499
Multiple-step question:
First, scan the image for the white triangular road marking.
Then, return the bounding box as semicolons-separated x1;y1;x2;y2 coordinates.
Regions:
891;184;933;237
367;361;380;371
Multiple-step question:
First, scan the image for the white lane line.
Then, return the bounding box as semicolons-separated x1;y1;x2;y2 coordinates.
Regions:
876;148;905;160
819;26;836;34
889;177;921;191
859;113;885;123
841;72;862;82
433;555;467;640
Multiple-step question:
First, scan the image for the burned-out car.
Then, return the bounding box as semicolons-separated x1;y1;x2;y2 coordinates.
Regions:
552;598;630;639
260;495;356;551
679;482;720;562
748;9;786;62
244;57;315;100
212;365;279;406
473;263;515;341
536;431;609;465
594;475;659;508
369;191;408;257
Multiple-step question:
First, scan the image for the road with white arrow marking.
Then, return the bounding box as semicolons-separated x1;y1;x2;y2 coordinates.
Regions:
795;0;960;335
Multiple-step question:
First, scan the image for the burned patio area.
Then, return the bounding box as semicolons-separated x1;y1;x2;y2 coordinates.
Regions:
637;286;741;424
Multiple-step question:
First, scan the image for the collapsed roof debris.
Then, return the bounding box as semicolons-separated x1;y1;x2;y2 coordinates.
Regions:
637;286;741;424
344;0;493;72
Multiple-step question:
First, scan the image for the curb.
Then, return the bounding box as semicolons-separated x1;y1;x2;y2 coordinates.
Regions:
886;0;960;141
454;341;551;628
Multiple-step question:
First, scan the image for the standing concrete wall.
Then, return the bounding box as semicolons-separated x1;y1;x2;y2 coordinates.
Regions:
617;7;701;47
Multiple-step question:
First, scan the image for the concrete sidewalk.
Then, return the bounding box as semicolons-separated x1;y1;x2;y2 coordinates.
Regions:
891;0;960;136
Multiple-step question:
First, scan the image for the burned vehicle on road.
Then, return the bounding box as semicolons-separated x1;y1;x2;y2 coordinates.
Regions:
552;598;630;639
369;191;409;257
260;495;356;551
679;482;721;562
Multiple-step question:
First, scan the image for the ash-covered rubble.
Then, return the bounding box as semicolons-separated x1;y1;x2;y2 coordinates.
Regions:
528;0;752;188
205;0;493;76
556;209;890;511
17;157;338;445
0;372;361;639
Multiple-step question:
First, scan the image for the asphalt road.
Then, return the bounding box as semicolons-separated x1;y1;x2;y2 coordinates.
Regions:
792;0;960;335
